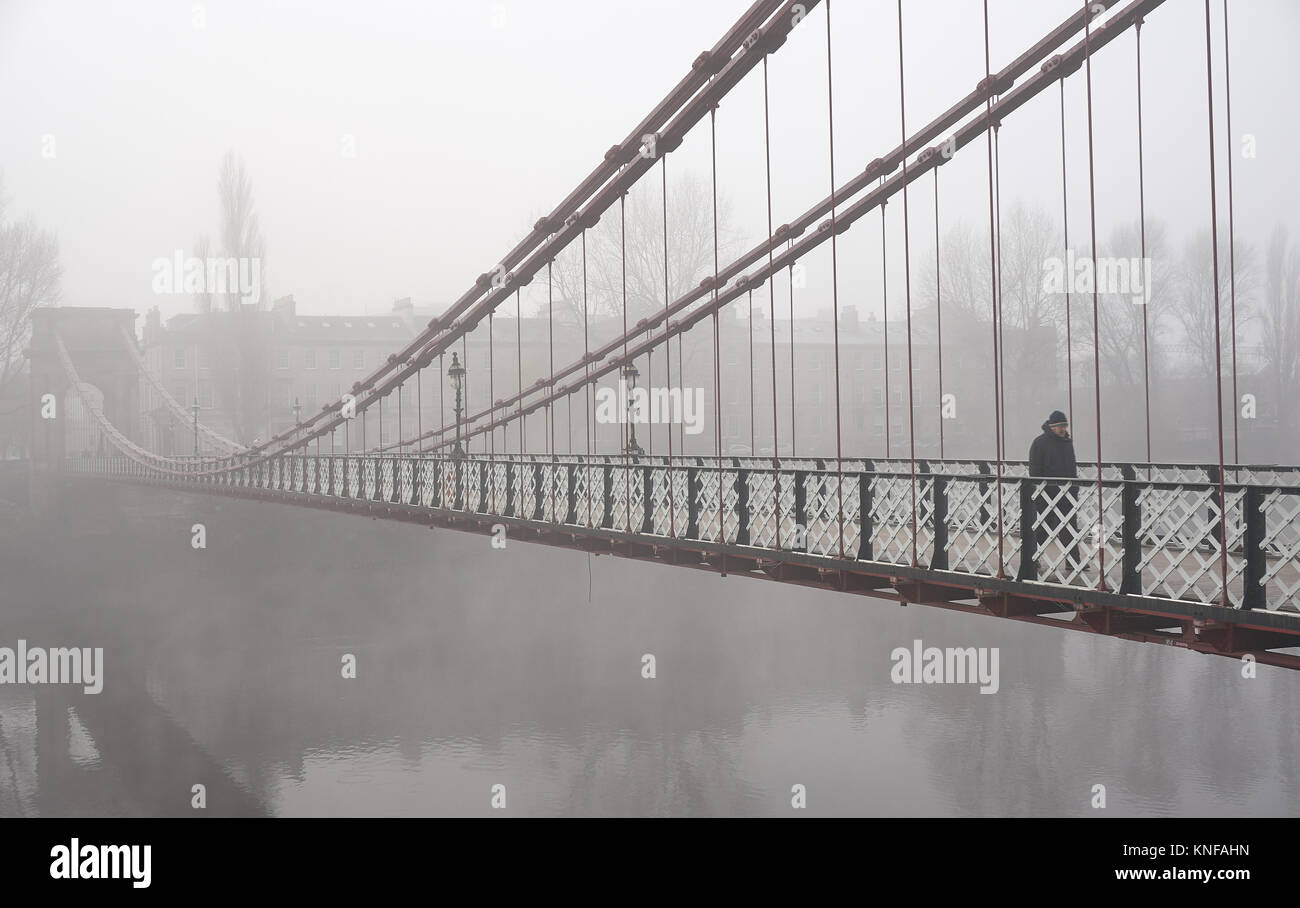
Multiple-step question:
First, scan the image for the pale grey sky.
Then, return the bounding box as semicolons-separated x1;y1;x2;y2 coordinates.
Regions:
2;0;1297;325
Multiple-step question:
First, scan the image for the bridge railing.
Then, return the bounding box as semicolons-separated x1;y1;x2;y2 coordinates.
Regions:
66;452;1300;614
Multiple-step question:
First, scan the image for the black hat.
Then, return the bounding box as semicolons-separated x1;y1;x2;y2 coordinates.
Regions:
1045;410;1068;427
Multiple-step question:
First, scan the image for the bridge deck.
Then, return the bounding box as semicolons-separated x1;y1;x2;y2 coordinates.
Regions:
60;453;1300;669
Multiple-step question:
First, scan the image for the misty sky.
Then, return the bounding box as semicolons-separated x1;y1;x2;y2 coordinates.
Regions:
2;0;1297;327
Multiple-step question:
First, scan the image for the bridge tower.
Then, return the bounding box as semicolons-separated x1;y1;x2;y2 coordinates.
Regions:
27;307;140;515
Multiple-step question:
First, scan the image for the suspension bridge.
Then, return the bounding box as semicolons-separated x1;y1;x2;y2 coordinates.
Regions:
27;0;1300;669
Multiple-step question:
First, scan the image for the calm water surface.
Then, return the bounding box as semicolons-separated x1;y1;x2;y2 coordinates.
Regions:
0;484;1296;816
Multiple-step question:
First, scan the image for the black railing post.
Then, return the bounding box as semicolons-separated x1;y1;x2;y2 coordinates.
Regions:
505;461;515;516
977;460;991;531
1016;479;1038;582
478;461;489;513
454;458;464;510
931;473;949;570
1120;464;1142;594
565;463;578;524
735;469;749;545
1242;484;1267;610
794;470;808;552
601;461;614;529
857;463;874;560
1206;464;1223;553
410;457;421;506
642;464;654;534
686;466;699;538
532;463;544;520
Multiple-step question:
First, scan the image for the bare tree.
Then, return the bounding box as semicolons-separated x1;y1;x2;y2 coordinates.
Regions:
1166;228;1257;379
1071;219;1176;392
0;172;61;456
198;151;270;444
0;172;61;395
551;170;739;332
1260;223;1300;435
920;203;1066;429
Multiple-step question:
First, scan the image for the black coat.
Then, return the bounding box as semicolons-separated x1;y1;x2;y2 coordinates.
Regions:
1028;427;1077;479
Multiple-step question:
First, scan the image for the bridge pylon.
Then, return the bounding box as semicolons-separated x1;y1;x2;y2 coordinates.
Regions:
27;307;139;516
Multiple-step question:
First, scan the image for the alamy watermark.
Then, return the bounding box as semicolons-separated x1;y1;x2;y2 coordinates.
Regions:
1042;252;1152;305
50;839;150;888
594;381;705;435
890;639;999;694
151;250;262;304
0;640;103;694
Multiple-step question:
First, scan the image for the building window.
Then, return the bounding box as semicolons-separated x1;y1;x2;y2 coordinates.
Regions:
276;349;289;369
353;348;365;369
173;383;188;406
199;347;210;370
199;381;214;409
174;347;187;369
304;348;317;369
328;349;341;370
305;384;318;409
275;380;292;409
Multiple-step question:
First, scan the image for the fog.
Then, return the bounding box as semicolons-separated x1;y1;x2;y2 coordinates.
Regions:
3;0;1299;825
3;0;1297;324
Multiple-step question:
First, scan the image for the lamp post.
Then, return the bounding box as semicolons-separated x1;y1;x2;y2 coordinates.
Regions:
448;352;466;458
292;396;303;432
191;399;200;457
623;359;643;456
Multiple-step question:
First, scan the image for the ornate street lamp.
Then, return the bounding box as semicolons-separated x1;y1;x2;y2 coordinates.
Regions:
623;359;643;456
448;352;466;458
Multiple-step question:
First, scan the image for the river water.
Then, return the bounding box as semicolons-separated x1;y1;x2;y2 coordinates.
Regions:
0;484;1296;816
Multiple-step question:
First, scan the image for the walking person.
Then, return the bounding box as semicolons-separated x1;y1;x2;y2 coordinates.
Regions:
1027;410;1081;574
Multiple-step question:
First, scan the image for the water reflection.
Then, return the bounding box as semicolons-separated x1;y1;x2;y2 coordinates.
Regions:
0;484;1296;816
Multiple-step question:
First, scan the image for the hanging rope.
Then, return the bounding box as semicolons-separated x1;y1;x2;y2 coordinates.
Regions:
661;157;675;534
488;312;495;510
1084;1;1109;588
711;104;724;540
1059;79;1075;427
881;196;890;457
1202;0;1230;603
764;54;781;547
548;257;556;520
583;228;593;520
748;288;755;454
1223;0;1239;465
516;287;524;455
826;0;846;557
1136;18;1152;466
982;0;1006;578
934;169;945;460
622;190;632;530
898;0;918;567
994;123;1007;457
